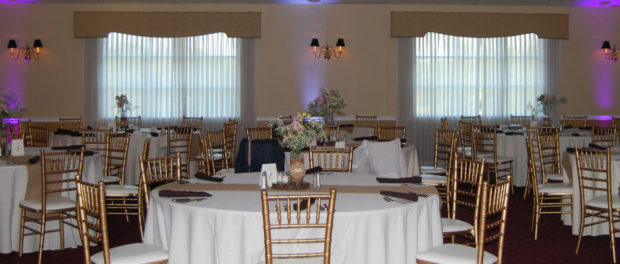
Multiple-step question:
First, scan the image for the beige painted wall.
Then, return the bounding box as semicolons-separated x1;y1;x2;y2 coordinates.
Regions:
0;3;619;119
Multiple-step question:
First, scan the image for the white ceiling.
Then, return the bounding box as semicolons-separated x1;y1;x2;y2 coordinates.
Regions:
9;0;620;6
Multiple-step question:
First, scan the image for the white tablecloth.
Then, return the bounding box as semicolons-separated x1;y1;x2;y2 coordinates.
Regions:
561;149;620;236
143;172;443;264
0;147;103;254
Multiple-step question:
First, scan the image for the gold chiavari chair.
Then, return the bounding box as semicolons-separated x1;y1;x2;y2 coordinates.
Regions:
260;189;337;264
246;125;273;141
101;133;130;184
103;173;143;238
460;115;482;125
536;127;564;184
167;126;193;179
140;154;182;210
59;117;83;130
574;146;620;263
421;128;458;175
421;138;458;207
473;125;514;188
417;179;510;264
525;136;573;240
115;116;141;129
354;114;377;128
18;148;85;264
325;123;341;141
207;130;229;175
82;128;111;153
440;117;449;130
278;115;293;125
592;127;617;147
458;121;474;158
511;115;535;127
223;119;238;167
11;120;33;146
442;156;485;243
561;115;587;128
308;147;354;172
198;136;212;175
76;181;168;264
376;126;407;142
29;126;49;147
182;116;203;133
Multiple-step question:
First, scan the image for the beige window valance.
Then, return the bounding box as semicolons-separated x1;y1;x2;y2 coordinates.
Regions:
391;12;568;39
74;12;261;38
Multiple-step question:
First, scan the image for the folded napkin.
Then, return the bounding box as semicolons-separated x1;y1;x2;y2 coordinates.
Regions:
563;125;573;129
293;198;316;211
29;155;40;164
150;132;159;137
339;124;354;128
305;166;323;175
51;145;84;151
195;172;224;182
579;127;592;130
86;126;94;130
379;191;418;202
84;150;95;157
159;190;212;198
572;133;581;136
588;143;607;150
54;129;82;137
566;147;576;153
354;136;379;141
376;176;422;184
496;130;504;134
505;132;524;136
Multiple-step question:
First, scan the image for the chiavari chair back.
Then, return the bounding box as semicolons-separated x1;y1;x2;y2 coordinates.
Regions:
473;125;513;187
511;115;535;127
76;181;168;264
140;154;182;210
592;127;617;147
433;128;458;172
278;115;293;125
29;126;49;147
445;157;486;242
260;189;337;264
198;136;212;175
459;121;474;157
376;126;407;142
574;146;620;263
59;117;83;130
102;133;130;185
354;114;377;128
309;147;354;172
561;115;587;128
440;117;449;130
167;126;193;178
182;116;203;133
421;138;457;208
246;126;273;141
223;119;238;167
325;123;341;141
115;116;141;129
82;128;111;153
536;127;563;184
207;130;229;175
460;115;482;125
10;120;33;146
19;148;85;264
523;126;559;198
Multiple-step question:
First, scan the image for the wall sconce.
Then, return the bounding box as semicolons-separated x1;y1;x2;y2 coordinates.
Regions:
8;39;43;62
602;41;617;63
310;38;345;60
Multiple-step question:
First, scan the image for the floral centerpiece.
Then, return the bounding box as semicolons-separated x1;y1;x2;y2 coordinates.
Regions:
115;94;131;117
528;93;558;117
307;88;346;124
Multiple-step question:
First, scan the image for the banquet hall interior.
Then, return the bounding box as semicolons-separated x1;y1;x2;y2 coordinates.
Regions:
1;0;620;263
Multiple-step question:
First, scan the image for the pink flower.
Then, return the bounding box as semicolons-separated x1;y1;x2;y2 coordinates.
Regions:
291;120;305;132
316;97;324;104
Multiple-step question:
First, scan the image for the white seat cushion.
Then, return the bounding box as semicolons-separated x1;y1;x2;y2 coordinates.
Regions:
105;185;139;195
91;243;168;264
545;173;564;181
20;197;75;211
417;243;498;264
441;218;474;234
586;194;620;209
102;176;120;183
421;166;447;175
421;174;448;185
537;183;572;194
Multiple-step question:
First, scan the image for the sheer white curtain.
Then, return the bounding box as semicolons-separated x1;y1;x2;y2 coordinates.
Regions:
84;32;256;131
398;33;561;164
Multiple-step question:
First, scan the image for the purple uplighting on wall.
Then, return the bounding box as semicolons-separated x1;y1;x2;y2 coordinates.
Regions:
575;0;620;6
589;115;613;121
594;51;617;110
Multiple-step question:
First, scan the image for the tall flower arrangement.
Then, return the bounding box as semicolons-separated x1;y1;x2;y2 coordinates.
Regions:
307;88;346;124
115;94;131;117
274;112;326;158
529;93;558;117
0;93;25;121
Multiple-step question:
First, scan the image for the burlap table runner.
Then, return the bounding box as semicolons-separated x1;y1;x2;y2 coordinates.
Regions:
1;155;63;199
157;183;438;196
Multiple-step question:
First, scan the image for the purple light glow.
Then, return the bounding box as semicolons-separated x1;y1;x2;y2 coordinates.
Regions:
593;51;617;110
575;0;620;6
589;115;612;121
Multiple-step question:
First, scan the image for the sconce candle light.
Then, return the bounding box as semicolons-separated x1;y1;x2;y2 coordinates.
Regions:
7;39;43;62
602;40;617;63
311;38;345;60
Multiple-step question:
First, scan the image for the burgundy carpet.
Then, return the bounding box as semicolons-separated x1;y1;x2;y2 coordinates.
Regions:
1;188;617;263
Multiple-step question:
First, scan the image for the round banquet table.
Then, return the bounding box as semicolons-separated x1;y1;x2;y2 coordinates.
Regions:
143;172;443;264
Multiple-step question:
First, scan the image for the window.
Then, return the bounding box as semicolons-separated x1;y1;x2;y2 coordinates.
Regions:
98;32;240;119
414;33;549;117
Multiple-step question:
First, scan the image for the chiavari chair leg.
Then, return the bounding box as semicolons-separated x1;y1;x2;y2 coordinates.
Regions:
59;212;65;250
576;209;587;255
534;196;541;240
523;170;531;199
18;208;25;257
38;212;46;264
609;208;617;263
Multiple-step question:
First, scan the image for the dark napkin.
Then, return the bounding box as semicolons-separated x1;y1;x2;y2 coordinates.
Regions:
579;127;592;131
305;166;323;175
86;126;94;130
588;143;607;150
84;150;95;157
159;190;212;198
354;136;379;141
28;155;40;164
54;129;82;137
376;176;422;184
339;124;354;128
566;147;576;153
150;132;159;137
51;145;84;151
379;191;418;202
496;130;504;134
563;125;573;129
505;132;524;136
572;133;581;136
293;198;316;211
195;172;224;182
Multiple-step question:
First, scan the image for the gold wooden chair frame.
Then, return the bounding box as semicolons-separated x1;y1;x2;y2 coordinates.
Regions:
246;126;273;141
59;117;83;130
140;154;182;210
182;116;203;133
422;128;458;176
207;130;229;175
376;126;407;142
510;115;535;127
458;121;474;158
223;119;238;167
460;115;482;125
82;128;111;153
261;189;337;264
440;117;449;130
308;147;354;172
8;120;33;146
473;125;514;188
561;115;587;128
523;127;561;198
29;126;49;147
354;114;377;128
574;146;620;263
101;133;130;184
592;127;617;147
19;148;85;264
115;116;142;129
325;123;341;141
167;126;193;179
198;136;213;175
278;115;293;125
76;181;168;264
